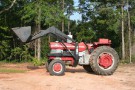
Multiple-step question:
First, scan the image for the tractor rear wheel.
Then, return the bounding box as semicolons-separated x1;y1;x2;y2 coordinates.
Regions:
90;46;119;75
48;59;65;76
83;65;93;73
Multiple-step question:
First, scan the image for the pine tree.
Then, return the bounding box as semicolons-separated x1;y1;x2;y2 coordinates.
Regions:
20;0;64;60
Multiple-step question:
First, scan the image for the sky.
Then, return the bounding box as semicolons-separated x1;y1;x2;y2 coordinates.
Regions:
70;0;82;21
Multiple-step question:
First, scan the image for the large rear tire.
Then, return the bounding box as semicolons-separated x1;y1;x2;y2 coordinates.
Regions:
48;59;65;76
83;65;93;73
90;46;119;75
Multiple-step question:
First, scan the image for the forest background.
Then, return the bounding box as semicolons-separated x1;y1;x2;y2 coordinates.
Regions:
0;0;135;64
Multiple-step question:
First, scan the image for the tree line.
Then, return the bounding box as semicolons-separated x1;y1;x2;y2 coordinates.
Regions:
0;0;135;63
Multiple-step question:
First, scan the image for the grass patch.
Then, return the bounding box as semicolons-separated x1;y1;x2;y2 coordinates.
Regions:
0;68;26;73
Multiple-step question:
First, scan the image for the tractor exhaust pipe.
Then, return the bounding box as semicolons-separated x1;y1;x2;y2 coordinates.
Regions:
12;26;31;43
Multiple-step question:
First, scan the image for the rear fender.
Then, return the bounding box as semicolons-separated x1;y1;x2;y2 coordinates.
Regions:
93;38;111;48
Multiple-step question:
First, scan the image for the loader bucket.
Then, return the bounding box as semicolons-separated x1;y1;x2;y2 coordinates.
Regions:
12;26;31;43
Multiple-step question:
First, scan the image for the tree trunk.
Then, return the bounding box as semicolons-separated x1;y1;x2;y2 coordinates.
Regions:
37;35;41;61
62;0;65;32
34;40;37;58
127;0;132;63
68;17;70;33
37;6;41;61
121;3;125;59
134;29;135;37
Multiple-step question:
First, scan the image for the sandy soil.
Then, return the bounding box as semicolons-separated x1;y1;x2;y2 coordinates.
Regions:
0;63;135;90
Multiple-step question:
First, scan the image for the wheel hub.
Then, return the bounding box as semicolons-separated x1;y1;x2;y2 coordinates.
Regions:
99;53;113;69
53;63;62;72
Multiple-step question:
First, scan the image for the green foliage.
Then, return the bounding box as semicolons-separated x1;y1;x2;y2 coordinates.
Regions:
78;0;121;47
121;55;135;64
9;45;32;62
0;26;12;60
1;0;135;63
76;23;96;42
21;0;65;26
32;58;46;66
41;37;50;58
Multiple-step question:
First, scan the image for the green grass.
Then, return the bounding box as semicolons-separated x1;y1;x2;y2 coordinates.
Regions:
0;68;27;73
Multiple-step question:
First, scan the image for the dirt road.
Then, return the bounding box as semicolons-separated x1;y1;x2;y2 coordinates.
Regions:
0;64;135;90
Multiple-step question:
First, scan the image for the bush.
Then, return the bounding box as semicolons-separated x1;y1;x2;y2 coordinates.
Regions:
32;58;47;66
120;55;135;64
0;26;12;60
9;45;32;62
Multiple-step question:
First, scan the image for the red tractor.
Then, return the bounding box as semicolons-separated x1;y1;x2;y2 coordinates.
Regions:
12;26;119;76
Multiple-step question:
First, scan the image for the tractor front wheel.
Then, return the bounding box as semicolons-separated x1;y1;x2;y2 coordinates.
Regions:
48;59;65;76
90;46;119;75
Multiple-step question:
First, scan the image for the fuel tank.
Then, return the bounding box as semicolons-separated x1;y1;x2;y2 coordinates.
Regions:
50;42;89;52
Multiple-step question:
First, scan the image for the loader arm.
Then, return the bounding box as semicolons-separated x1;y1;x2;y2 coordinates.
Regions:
12;26;75;43
31;26;75;42
12;26;79;66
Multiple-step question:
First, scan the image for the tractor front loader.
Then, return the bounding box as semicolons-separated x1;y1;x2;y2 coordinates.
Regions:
12;26;119;76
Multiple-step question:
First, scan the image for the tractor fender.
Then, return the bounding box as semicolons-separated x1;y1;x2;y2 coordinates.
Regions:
93;38;111;48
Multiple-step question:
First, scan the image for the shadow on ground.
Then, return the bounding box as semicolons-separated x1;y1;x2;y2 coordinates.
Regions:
66;67;95;75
